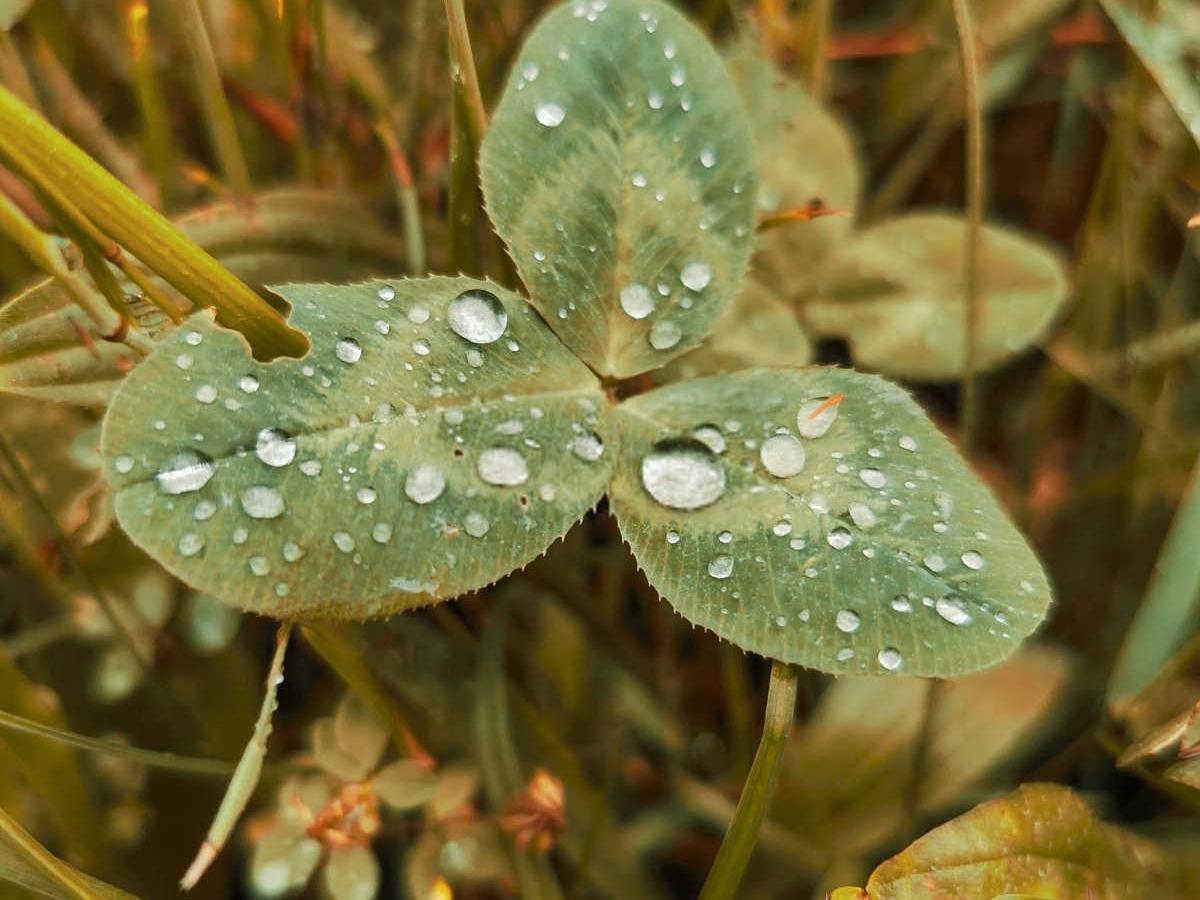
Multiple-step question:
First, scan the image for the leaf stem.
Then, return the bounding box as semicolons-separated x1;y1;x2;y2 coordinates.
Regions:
123;0;177;205
442;0;488;148
951;0;986;452
904;678;942;821
698;660;798;900
0;84;305;356
375;120;427;274
171;0;253;200
0;804;95;900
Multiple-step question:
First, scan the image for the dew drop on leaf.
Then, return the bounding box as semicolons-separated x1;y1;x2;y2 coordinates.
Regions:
356;487;377;505
962;550;985;570
571;432;605;462
691;424;726;454
193;500;217;521
679;261;712;291
827;526;852;550
371;523;392;544
156;450;215;495
534;100;565;126
640;439;725;510
332;531;355;553
478;448;529;486
447;289;509;344
649;320;682;350
708;555;734;579
335;337;362;364
878;647;903;671
936;596;973;626
759;434;806;477
848;501;877;529
114;455;134;474
860;468;887;489
619;283;655;319
835;609;861;633
255;428;296;468
464;512;491;538
178;533;205;557
241;486;284;519
238;375;260;394
796;397;840;438
405;464;445;504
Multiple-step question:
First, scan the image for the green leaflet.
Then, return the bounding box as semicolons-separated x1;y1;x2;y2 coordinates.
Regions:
101;277;614;619
480;0;757;378
727;42;860;302
806;213;1069;381
608;368;1050;677
863;783;1189;898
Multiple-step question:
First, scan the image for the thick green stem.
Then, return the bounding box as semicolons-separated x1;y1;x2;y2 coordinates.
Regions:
698;661;798;900
0;84;304;356
171;0;252;199
124;0;176;205
443;0;488;148
951;0;986;453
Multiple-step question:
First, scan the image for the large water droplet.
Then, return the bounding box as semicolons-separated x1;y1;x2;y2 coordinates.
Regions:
708;555;734;579
619;283;654;319
535;101;565;127
648;320;682;350
405;464;445;504
335;337;362;364
961;550;985;570
641;439;725;510
255;428;296;468
156;451;215;495
935;596;972;626
478;448;529;486
759;434;806;478
796;397;841;438
241;485;284;519
447;290;508;344
835;609;861;633
827;526;852;550
680;261;712;291
571;432;605;462
877;647;902;671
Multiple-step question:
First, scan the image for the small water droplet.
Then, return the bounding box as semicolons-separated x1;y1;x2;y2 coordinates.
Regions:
961;550;985;570
641;439;725;510
195;385;217;404
666;530;680;544
405;464;446;504
283;542;304;562
717;530;733;544
408;305;430;324
773;520;792;536
848;502;877;529
412;339;430;355
836;648;855;662
371;523;393;544
239;374;260;393
647;91;664;109
924;554;947;573
708;555;734;579
690;424;726;454
184;330;203;346
177;533;205;557
535;101;565;127
936;596;972;626
241;485;284;519
680;261;712;291
466;348;484;367
464;511;490;537
156;450;215;495
332;532;355;553
356;487;377;505
648;319;681;350
759;434;806;478
299;460;322;477
175;353;193;370
835;609;861;633
448;289;508;344
335;336;362;364
114;455;134;474
619;282;655;319
374;319;391;336
891;596;912;613
899;435;917;451
248;556;270;576
478;448;529;486
255;428;296;468
571;432;605;462
631;172;648;188
827;526;852;550
878;647;902;671
699;147;716;168
796;397;840;438
860;468;887;489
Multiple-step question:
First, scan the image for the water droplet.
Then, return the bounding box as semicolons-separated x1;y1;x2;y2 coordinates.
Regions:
464;512;490;537
796;397;840;438
466;348;484;367
378;285;396;301
891;596;912;613
690;424;726;455
408;305;430;324
717;530;733;544
878;648;902;671
835;609;861;633
374;319;391;335
860;468;887;489
680;261;712;291
195;385;217;404
647;91;664;109
249;556;270;576
241;485;284;519
283;542;304;562
478;448;529;486
666;530;680;544
936;596;972;626
371;523;393;544
114;455;134;474
175;353;193;370
648;320;681;350
412;339;430;355
332;532;355;553
899;435;917;451
708;555;733;579
356;487;377;505
448;290;508;344
924;554;947;573
699;147;716;168
641;439;725;510
836;648;855;662
961;550;985;570
848;502;877;529
405;465;445;504
631;172;648;188
184;330;203;346
535;101;565;126
759;435;805;478
827;526;852;550
619;283;654;319
239;374;260;393
521;62;539;81
335;337;362;364
773;520;792;536
571;432;605;462
178;533;205;557
299;460;322;477
156;451;215;495
255;428;296;468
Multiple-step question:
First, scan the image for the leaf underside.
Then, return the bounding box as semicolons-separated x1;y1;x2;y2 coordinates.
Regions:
609;368;1051;677
866;783;1183;899
480;0;757;378
101;277;614;619
807;212;1069;381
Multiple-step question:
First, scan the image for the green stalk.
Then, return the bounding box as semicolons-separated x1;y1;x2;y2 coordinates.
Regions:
124;0;176;205
443;0;488;148
1108;454;1200;705
0;84;304;356
171;0;252;199
698;661;799;900
0;805;96;900
951;0;986;453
